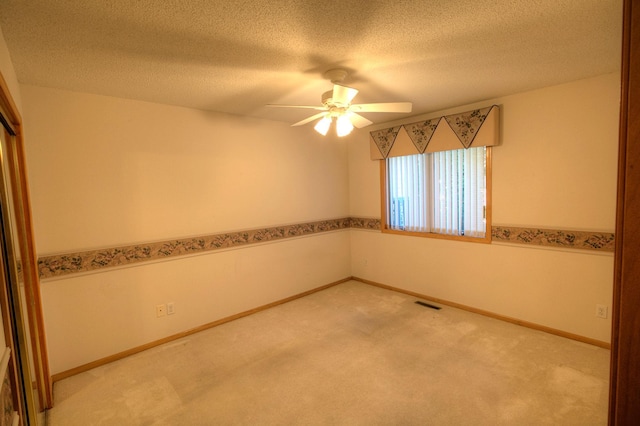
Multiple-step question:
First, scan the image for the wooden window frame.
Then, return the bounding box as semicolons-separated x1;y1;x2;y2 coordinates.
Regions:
380;146;493;244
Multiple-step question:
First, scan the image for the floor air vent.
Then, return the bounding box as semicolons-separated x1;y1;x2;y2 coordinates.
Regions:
415;301;442;310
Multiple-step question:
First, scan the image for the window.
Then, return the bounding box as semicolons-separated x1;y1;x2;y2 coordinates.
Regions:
382;146;491;242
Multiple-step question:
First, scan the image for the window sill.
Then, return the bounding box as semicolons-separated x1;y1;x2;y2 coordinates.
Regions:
381;227;492;244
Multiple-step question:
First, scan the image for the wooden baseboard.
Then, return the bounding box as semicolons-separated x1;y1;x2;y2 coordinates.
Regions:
352;277;611;349
53;275;609;382
52;277;352;382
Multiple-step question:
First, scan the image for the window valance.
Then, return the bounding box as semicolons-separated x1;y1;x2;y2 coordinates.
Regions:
370;105;500;160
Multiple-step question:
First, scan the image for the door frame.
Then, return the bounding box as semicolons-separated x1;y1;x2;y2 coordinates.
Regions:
609;0;640;423
0;73;52;410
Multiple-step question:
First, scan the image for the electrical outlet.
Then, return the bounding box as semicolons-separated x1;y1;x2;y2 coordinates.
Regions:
596;304;608;319
167;302;175;315
156;304;166;317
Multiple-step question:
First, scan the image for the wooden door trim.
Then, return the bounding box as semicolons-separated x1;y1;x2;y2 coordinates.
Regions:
0;73;53;409
609;0;640;423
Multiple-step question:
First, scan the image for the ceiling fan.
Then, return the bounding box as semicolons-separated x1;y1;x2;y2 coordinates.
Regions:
266;69;413;137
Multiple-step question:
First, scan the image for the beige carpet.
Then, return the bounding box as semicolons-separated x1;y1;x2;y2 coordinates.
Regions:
47;280;610;425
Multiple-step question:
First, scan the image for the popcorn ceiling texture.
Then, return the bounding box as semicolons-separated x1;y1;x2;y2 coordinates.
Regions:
0;0;622;124
37;218;613;280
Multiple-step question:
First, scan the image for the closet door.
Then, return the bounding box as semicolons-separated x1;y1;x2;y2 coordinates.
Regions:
0;195;26;424
0;104;49;423
0;68;52;424
0;124;36;424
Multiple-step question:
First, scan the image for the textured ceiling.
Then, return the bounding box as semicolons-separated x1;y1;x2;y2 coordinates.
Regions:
0;0;623;126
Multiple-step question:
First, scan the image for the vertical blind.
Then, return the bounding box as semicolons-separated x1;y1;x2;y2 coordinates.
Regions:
387;147;486;237
387;154;428;232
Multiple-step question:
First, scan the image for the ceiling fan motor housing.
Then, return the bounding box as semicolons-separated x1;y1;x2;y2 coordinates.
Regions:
321;69;352;113
321;90;350;115
323;68;348;84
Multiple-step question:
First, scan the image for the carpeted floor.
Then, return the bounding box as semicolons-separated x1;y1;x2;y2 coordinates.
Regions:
47;280;610;425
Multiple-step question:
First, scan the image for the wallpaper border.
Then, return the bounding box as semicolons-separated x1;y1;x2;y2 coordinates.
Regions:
37;217;613;280
491;226;615;252
38;218;351;280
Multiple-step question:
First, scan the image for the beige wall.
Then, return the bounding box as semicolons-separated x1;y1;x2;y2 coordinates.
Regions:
348;73;620;343
0;24;21;113
42;233;351;374
21;86;350;253
21;86;351;374
19;72;620;374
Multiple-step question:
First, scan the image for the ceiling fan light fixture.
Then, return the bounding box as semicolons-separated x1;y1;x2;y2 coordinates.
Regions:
266;69;412;135
314;115;332;135
336;115;354;137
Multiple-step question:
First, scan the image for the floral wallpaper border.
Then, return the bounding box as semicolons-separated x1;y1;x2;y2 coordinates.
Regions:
491;226;615;252
38;218;352;280
37;218;613;280
0;348;14;426
0;374;13;426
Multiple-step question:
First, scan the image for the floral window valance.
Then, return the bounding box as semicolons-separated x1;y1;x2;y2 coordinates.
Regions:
370;105;500;159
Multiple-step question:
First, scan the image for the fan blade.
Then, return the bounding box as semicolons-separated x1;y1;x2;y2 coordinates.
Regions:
266;104;327;110
292;112;328;127
348;113;373;128
332;84;359;105
350;102;413;113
